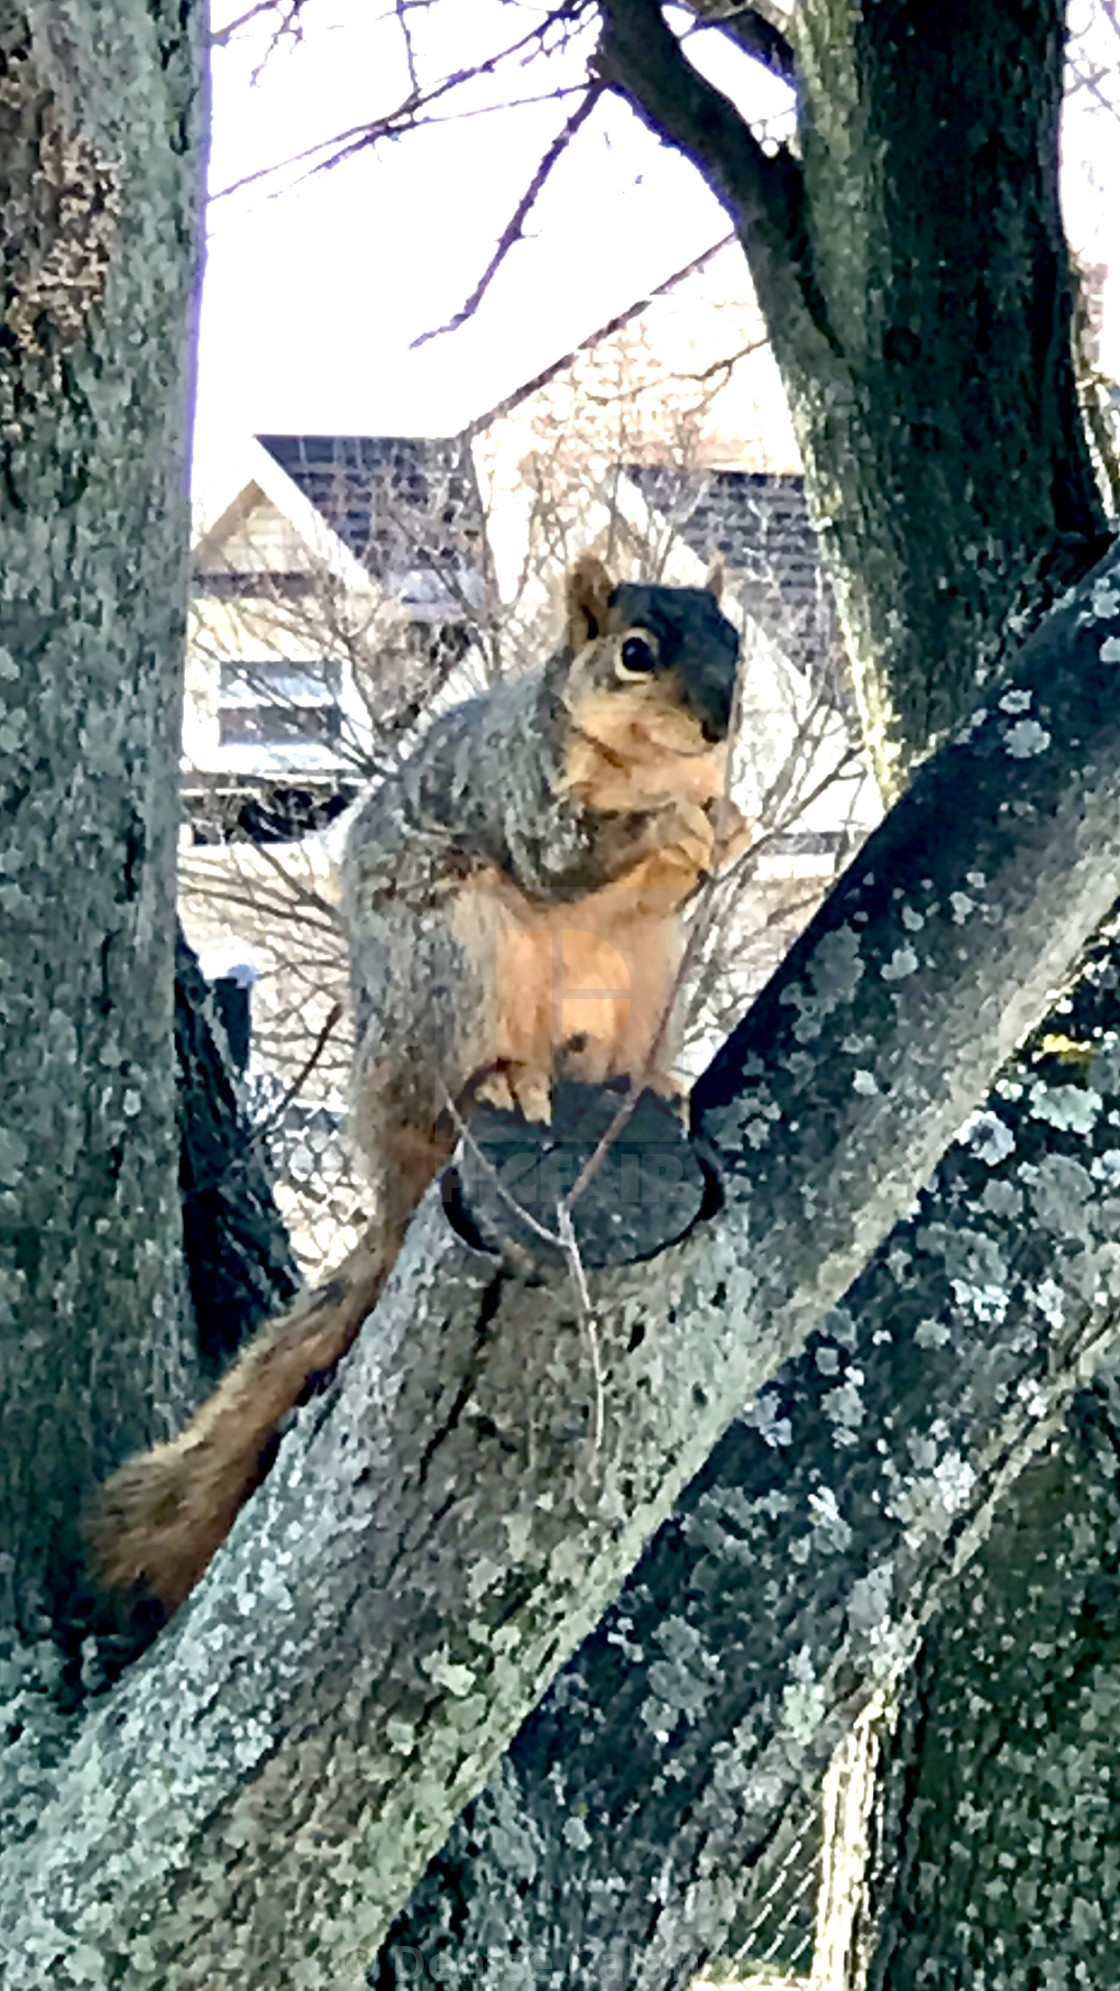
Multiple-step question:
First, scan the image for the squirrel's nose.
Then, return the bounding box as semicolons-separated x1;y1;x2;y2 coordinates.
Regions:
694;671;734;742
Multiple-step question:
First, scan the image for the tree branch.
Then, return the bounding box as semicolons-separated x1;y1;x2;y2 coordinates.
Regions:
174;931;300;1375
466;230;736;433
594;0;835;369
689;1;798;83
8;548;1120;1982
378;922;1120;1985
411;85;604;348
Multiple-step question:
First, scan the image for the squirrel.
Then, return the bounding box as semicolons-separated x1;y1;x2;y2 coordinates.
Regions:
88;553;748;1615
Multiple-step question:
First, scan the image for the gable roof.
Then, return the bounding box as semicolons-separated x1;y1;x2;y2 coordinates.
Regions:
466;233;737;434
256;434;488;603
192;433;373;593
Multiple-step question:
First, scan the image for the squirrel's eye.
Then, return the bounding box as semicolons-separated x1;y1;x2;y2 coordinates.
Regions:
618;633;658;676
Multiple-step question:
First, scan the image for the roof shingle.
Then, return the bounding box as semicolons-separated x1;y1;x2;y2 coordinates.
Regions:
257;433;488;603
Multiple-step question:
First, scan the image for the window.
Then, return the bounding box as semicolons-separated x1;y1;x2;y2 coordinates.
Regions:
218;660;342;749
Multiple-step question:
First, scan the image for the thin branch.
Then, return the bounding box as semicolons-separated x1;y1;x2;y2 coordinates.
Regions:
692;3;797;82
210;4;593;203
209;0;303;49
555;1202;606;1454
560;648;753;1216
672;332;768;387
441;1086;617;1454
247;834;345;928
594;0;835;366
179;878;342;939
411;86;604;348
249;2;308;85
395;0;420;93
250;1002;344;1141
466;231;736;434
180;1000;346;1205
438;1081;562;1250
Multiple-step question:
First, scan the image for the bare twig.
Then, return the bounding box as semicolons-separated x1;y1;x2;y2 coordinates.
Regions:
180;999;347;1206
561;638;753;1217
209;0;304;50
411;86;604;349
251;1002;344;1140
467;233;736;434
440;1087;606;1453
555;1201;606;1454
248;835;345;928
438;1082;561;1249
210;4;594;204
395;0;420;93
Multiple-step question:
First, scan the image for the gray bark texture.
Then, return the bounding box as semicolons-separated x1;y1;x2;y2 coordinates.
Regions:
0;0;204;1651
375;923;1120;1990
2;0;1117;1984
5;545;1120;1983
863;1401;1120;1991
850;992;1120;1991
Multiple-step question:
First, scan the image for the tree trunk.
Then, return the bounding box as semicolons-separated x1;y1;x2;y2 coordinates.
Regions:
6;557;1120;1980
3;2;1118;1981
592;10;1119;1986
0;0;204;1649
860;1380;1120;1991
790;0;1106;790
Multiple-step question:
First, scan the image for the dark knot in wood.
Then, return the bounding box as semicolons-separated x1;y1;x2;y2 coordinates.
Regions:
444;1080;717;1271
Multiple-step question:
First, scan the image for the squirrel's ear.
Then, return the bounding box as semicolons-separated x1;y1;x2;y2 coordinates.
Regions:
566;553;614;649
704;553;726;603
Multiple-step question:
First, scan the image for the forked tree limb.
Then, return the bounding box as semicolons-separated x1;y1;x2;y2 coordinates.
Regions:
7;550;1120;1985
686;1;798;82
375;921;1120;1987
595;0;835;372
718;6;796;80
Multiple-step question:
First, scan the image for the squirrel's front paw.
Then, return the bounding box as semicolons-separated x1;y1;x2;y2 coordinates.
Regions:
474;1062;553;1124
707;797;754;870
647;798;716;874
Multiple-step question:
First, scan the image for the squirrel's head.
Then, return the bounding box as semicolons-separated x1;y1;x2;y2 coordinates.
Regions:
561;552;740;753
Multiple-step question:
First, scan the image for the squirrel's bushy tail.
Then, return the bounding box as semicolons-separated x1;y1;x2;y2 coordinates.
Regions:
90;1108;455;1615
87;1223;397;1614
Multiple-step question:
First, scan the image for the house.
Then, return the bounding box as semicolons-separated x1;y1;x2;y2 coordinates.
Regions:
185;430;491;843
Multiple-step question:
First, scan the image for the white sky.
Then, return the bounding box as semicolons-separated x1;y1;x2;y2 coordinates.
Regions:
196;0;1120;476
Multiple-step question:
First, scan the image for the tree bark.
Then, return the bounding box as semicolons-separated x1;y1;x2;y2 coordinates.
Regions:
0;0;204;1647
388;0;1118;1966
2;2;1117;1982
860;1379;1120;1991
591;12;1120;1984
373;922;1120;1990
5;550;1120;1982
